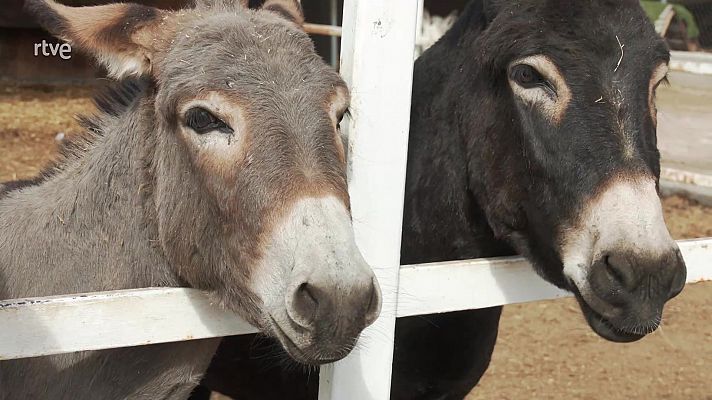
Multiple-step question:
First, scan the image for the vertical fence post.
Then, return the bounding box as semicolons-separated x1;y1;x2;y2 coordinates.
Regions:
317;1;418;399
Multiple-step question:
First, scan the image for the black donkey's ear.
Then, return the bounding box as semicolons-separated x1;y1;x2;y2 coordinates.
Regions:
481;0;501;25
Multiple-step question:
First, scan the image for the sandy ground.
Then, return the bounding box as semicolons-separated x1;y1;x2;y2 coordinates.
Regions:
0;85;93;181
1;85;711;400
658;71;712;174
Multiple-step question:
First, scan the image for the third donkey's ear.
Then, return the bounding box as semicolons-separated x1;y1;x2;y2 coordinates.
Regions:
25;0;171;79
261;0;304;27
481;0;501;25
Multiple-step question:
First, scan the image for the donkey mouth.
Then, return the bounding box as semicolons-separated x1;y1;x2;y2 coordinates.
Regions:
571;290;648;343
268;316;347;365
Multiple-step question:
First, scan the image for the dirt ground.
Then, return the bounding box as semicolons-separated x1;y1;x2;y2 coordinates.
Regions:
1;85;711;400
657;71;712;174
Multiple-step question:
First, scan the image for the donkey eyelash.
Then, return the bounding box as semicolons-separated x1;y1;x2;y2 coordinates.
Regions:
652;76;670;100
337;108;352;127
538;81;558;97
659;75;670;88
510;64;557;98
185;107;234;135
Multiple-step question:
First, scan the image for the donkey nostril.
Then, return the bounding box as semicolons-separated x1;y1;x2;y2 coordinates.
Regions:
291;282;319;327
602;253;637;291
604;255;621;282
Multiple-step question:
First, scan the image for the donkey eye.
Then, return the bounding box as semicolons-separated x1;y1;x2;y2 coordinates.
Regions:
510;64;547;89
185;107;233;135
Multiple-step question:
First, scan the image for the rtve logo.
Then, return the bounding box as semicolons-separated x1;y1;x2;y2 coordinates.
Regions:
34;39;72;60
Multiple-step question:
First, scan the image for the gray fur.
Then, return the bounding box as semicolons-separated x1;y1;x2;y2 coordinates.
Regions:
0;1;376;398
0;84;212;399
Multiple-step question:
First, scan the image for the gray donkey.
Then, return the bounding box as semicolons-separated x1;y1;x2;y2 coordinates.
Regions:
0;0;381;398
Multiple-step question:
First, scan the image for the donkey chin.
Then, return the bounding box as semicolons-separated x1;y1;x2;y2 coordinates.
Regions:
560;178;687;343
252;196;382;365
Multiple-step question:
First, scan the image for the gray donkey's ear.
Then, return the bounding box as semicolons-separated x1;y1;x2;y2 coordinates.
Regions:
193;0;249;8
261;0;304;26
25;0;170;79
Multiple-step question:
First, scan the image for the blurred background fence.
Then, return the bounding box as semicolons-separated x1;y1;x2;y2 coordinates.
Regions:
4;0;710;85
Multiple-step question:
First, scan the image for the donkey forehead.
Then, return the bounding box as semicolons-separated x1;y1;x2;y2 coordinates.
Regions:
499;0;668;64
524;0;654;30
509;35;668;92
168;10;319;69
161;13;346;101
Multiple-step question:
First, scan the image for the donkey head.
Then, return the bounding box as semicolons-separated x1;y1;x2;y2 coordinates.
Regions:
27;0;381;364
457;0;686;342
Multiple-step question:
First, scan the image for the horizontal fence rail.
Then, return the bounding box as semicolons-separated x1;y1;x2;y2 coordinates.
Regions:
670;50;712;75
397;238;712;317
661;166;712;188
0;288;257;360
302;23;712;77
1;238;710;361
304;23;342;37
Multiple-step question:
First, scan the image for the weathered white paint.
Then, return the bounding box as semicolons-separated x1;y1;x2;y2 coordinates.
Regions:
397;257;568;318
1;239;709;362
661;166;712;188
316;1;418;399
0;288;257;360
397;238;711;318
678;239;712;284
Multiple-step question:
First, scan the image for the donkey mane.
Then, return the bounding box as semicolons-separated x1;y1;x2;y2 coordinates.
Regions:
0;79;147;198
86;79;147;126
61;78;148;166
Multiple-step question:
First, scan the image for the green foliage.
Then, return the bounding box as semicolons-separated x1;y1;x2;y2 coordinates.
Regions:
640;1;701;38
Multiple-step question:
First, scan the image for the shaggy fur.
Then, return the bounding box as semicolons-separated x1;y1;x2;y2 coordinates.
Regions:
398;0;680;398
0;0;376;398
193;0;686;399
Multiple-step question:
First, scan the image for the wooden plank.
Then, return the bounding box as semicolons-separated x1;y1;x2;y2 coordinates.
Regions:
661;167;712;188
0;241;709;361
317;1;419;399
670;50;712;75
0;288;257;360
304;23;342;37
396;238;712;317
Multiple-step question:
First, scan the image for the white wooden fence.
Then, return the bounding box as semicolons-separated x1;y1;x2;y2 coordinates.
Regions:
1;1;711;399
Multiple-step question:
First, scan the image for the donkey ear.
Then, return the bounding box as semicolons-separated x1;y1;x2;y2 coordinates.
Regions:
261;0;304;26
193;0;249;8
25;0;167;79
481;0;501;25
